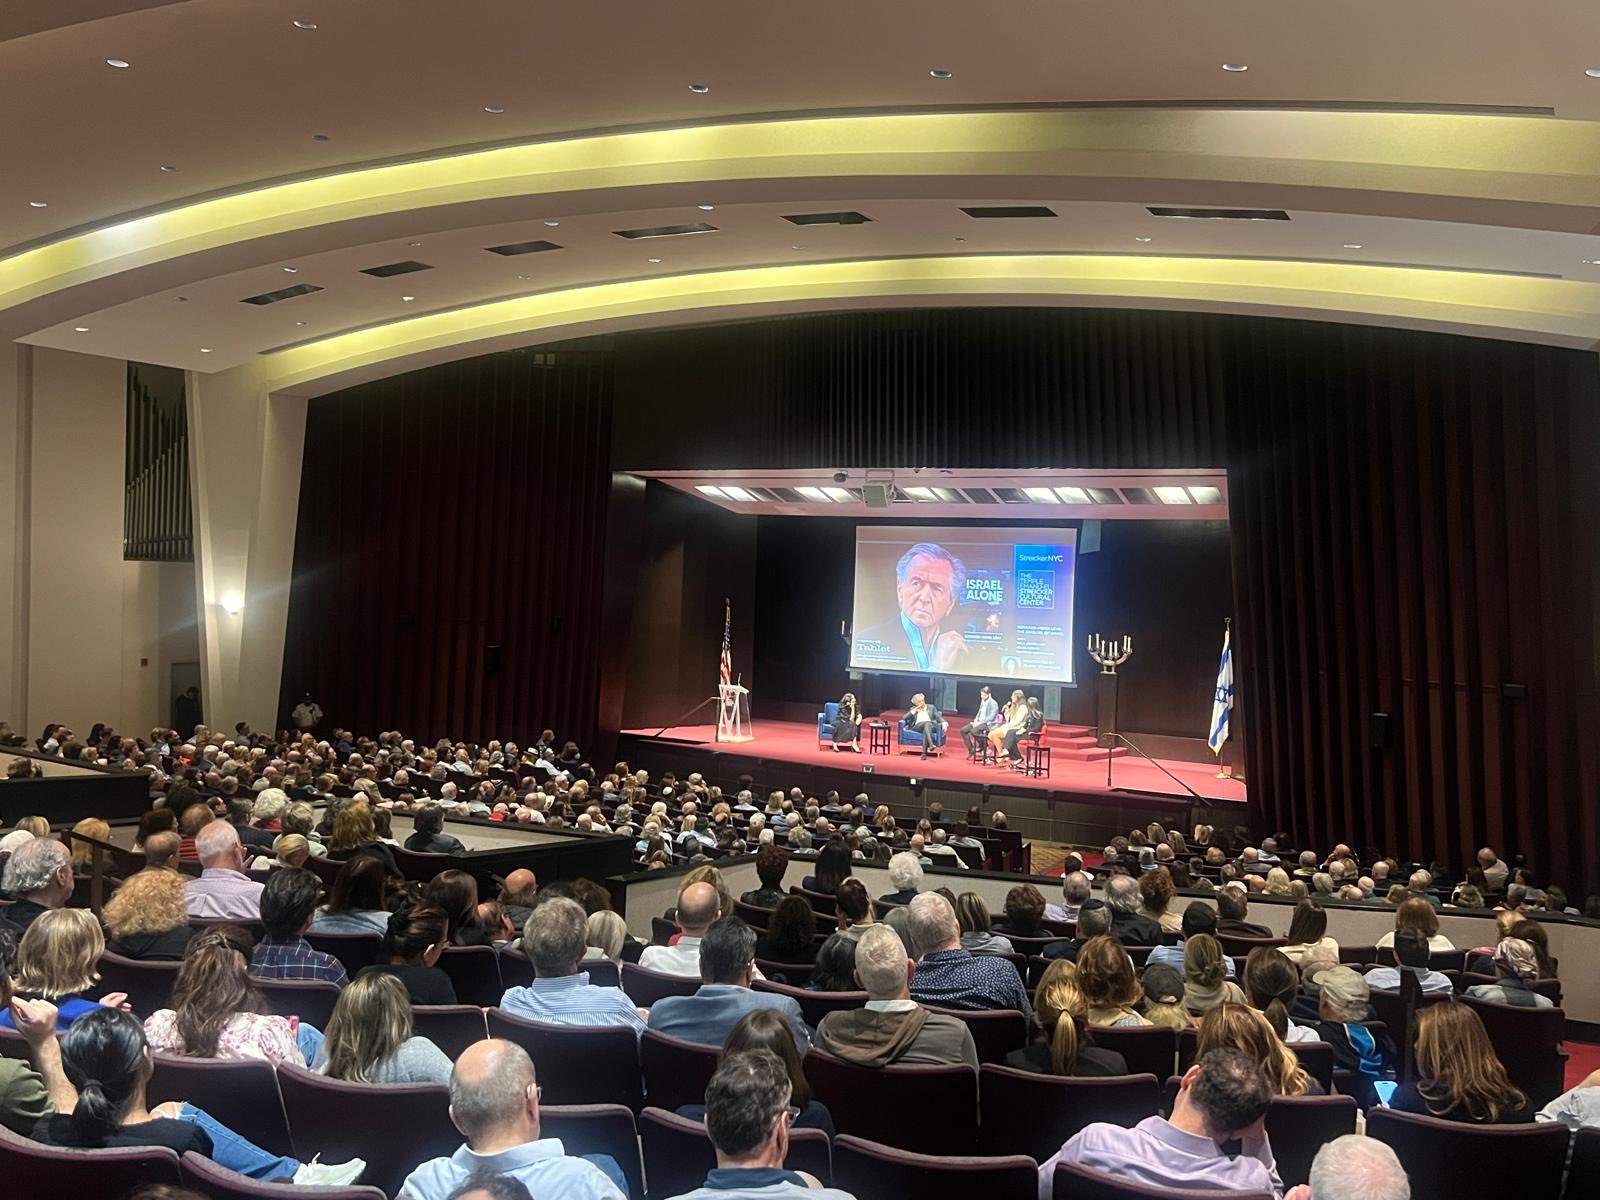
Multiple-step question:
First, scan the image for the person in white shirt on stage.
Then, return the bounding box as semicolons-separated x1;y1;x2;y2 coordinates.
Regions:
960;687;1001;757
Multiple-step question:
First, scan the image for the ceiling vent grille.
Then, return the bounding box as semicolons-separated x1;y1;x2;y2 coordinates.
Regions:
240;283;323;306
360;260;433;277
613;222;718;239
961;205;1057;219
1146;206;1290;221
783;211;873;226
486;239;563;256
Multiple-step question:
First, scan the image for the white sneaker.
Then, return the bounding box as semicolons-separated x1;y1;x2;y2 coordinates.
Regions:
293;1155;367;1186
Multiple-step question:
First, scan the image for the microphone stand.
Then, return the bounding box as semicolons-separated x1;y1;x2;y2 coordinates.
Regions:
1106;731;1213;824
654;695;722;738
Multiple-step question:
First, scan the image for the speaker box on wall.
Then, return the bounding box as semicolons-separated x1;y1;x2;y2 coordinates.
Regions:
1368;712;1391;751
1081;520;1102;554
863;482;892;508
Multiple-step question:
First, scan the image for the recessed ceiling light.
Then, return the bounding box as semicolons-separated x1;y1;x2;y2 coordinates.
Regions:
28;200;47;208
953;236;966;243
409;241;422;247
1135;236;1152;243
544;219;560;227
791;244;803;250
1343;243;1363;250
293;19;317;29
1221;63;1249;72
159;164;177;173
929;68;953;79
516;274;530;280
697;204;715;211
401;294;415;302
106;58;131;69
1583;258;1600;266
647;257;662;264
484;105;504;114
282;266;298;273
312;133;331;141
176;296;189;302
1587;68;1600;78
295;320;307;326
199;347;213;354
688;83;710;93
74;326;89;333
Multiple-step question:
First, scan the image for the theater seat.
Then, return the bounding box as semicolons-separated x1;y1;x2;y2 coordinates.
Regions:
833;1133;1037;1200
752;977;867;1028
640;1029;721;1112
540;1104;645;1200
409;1004;488;1059
145;1054;294;1158
925;1006;1028;1064
436;945;504;1007
1081;1025;1178;1080
179;1151;385;1198
95;951;181;1017
1457;995;1568;1107
978;1066;1160;1161
1052;1160;1272;1200
1365;1107;1569;1200
0;1122;181;1199
1264;1094;1358;1188
256;978;342;1031
640;1107;830;1200
622;962;701;1007
803;1049;977;1154
485;1009;644;1110
304;932;383;977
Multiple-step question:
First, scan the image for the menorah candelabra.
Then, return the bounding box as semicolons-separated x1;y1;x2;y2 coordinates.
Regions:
1088;633;1133;674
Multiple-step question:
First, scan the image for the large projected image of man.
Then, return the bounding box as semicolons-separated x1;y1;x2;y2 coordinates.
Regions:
857;542;970;672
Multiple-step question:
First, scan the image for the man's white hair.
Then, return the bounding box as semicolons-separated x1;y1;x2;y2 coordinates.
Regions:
0;838;69;894
906;892;959;956
854;924;910;999
194;820;241;866
1105;873;1142;913
1062;871;1092;903
887;852;924;892
252;787;289;821
1307;1135;1410;1200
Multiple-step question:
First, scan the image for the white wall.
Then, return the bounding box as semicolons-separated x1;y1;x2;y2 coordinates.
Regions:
6;347;199;739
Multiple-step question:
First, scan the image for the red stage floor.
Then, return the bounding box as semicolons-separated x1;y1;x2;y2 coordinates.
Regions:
621;718;1247;806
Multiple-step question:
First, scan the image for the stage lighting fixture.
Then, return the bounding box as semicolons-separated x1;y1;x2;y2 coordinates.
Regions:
1023;487;1060;503
796;486;830;502
1153;486;1193;504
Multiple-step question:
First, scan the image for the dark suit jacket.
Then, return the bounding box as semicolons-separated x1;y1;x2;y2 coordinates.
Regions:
1109;910;1165;947
1217;919;1275;939
901;705;944;733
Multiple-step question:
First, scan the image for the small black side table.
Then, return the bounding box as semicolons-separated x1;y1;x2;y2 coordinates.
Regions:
867;723;891;755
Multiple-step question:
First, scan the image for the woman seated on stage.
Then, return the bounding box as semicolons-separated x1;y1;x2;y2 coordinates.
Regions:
830;692;862;753
988;690;1028;760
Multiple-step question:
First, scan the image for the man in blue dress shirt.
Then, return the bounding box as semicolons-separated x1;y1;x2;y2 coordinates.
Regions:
648;917;811;1050
498;898;646;1034
904;893;1031;1023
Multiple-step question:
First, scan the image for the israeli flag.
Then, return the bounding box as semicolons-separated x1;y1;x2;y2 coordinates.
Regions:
1208;626;1233;756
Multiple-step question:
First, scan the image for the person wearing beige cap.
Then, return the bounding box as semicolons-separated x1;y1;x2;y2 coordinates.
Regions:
1465;938;1554;1008
1310;965;1394;1108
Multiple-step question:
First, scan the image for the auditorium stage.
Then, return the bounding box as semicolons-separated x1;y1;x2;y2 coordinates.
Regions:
618;718;1247;813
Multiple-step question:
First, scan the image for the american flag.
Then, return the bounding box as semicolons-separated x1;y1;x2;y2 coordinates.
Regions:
719;598;733;686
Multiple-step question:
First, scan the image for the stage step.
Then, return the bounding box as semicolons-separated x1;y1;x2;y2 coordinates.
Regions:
1059;735;1103;750
1053;745;1129;761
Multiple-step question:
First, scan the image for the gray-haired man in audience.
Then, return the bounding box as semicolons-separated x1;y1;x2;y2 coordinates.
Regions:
815;924;977;1068
1286;1134;1408;1200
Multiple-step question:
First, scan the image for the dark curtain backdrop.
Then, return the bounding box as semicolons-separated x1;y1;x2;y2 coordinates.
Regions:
752;516;1233;742
280;348;613;746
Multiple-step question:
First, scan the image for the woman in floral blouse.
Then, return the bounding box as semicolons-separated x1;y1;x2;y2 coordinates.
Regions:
143;925;305;1066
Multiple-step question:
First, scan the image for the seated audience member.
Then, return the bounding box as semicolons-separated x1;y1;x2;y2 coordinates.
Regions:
325;800;399;876
249;867;349;986
584;911;628;964
0;926;74;1134
1148;902;1237;978
1278;900;1339;965
1365;930;1452;995
185;822;265;920
1509;919;1558;980
405;805;467;855
357;900;456;1004
647;917;810;1049
103;868;195;961
1389;1004;1530;1123
1005;958;1128;1077
281;802;326;857
314;972;452;1084
676;1009;835;1135
145;927;305;1064
1302;1135;1412;1200
1139;868;1183;935
1465;937;1552;1007
816;924;978;1068
499;869;540;931
425;870;488;946
1376;897;1455;953
142;830;183;872
1242;947;1319;1044
955;892;1012;954
905;892;1032;1020
673;865;735;923
0;837;73;934
1311;966;1391;1107
834;879;876;941
397;1040;625;1200
1102;874;1163;946
1215;887;1274;939
1038;1047;1281;1198
1074;934;1152;1028
801;841;852;895
753;896;820;967
0;909;109;1032
1042;901;1110;963
224;798;275;853
498;898;645;1033
176;803;214;862
32;1007;362;1184
1536;1067;1600;1128
808;933;859;992
639;880;720;977
1464;909;1524;975
739;845;789;910
668;1051;852;1200
994;884;1048;938
1197;1003;1316;1096
1184;934;1247;1019
66;817;113;876
1045;871;1093;924
310;854;392;935
1138;964;1190;1030
877;852;923;906
1476;846;1510;894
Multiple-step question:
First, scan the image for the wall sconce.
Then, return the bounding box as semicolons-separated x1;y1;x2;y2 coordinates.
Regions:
221;592;244;616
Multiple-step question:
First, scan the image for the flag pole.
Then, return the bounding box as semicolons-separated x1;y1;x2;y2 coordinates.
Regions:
1216;617;1232;779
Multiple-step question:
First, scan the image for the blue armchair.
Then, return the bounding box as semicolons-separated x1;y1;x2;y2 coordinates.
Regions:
896;712;947;754
817;702;840;747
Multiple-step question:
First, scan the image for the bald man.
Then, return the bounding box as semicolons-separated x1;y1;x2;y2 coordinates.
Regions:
397;1040;624;1200
638;881;720;978
142;830;182;872
498;868;539;931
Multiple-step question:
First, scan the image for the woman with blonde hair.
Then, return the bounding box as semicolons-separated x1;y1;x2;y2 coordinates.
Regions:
1377;897;1455;952
1263;867;1294;896
67;817;112;875
325;800;398;876
954;892;1013;955
1075;935;1152;1028
14;815;51;839
312;973;450;1084
1197;1002;1313;1096
1391;1004;1531;1122
0;908;106;1031
103;868;194;960
1183;934;1246;1019
584;910;628;963
144;927;304;1065
1005;959;1130;1077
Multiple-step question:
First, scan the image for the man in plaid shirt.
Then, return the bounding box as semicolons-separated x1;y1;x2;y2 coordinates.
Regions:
250;868;348;987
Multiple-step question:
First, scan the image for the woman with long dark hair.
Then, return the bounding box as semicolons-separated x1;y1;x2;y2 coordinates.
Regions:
830;693;862;753
675;1008;834;1135
310;855;391;935
754;896;820;967
423;869;481;945
355;900;455;1005
31;1007;362;1184
1391;1004;1531;1122
803;841;853;895
144;927;303;1064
